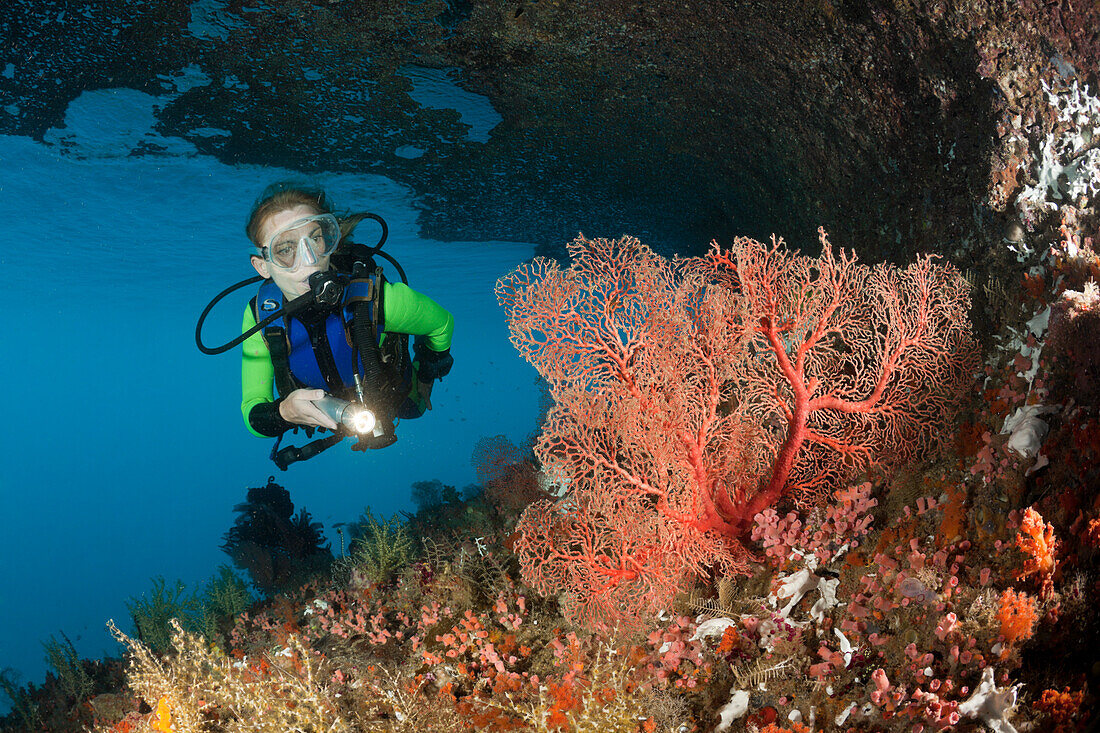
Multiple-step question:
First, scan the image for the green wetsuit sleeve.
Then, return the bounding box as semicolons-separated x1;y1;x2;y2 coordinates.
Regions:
382;281;454;351
241;303;276;438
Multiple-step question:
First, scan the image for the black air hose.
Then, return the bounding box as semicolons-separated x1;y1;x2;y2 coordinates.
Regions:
351;302;390;401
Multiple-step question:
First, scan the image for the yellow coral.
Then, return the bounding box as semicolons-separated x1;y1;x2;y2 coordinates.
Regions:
151;697;172;732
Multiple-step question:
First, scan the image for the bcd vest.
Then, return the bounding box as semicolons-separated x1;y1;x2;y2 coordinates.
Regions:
250;268;410;408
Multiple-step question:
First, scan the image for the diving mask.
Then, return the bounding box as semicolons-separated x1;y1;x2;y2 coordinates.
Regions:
261;213;341;270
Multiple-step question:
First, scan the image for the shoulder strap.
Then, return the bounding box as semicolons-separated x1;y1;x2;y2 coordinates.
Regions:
344;264;384;332
256;280;297;399
344;265;411;404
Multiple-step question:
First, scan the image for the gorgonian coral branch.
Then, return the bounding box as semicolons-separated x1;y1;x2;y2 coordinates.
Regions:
497;232;977;627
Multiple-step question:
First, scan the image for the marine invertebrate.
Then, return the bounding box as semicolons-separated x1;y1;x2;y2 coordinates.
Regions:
497;231;977;626
42;633;93;700
0;668;41;729
1014;507;1058;597
751;481;878;566
717;229;977;515
199;565;254;642
150;697;172;733
221;477;332;594
498;234;765;625
996;589;1038;648
1035;686;1089;732
125;577;202;654
647;616;709;688
474;434;546;518
957;667;1020;733
104;619;353;732
341;508;417;587
452;635;656;732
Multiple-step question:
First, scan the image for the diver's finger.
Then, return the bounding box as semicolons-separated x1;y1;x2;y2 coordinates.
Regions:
315;414;340;431
308;405;339;431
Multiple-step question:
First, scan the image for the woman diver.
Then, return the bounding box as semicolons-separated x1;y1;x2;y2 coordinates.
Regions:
238;183;454;463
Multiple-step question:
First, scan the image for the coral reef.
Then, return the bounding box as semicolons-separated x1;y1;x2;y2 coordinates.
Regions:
18;199;1100;730
221;476;333;594
4;1;1100;732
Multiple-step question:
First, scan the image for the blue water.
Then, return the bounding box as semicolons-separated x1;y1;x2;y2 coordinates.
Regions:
0;82;537;696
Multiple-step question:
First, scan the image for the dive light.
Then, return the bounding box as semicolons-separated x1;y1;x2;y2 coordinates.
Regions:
312;395;380;437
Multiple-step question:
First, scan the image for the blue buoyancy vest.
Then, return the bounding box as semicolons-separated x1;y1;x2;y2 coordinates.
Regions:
254;275;385;398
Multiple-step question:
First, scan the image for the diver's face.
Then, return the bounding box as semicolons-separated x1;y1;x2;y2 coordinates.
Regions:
250;204;332;299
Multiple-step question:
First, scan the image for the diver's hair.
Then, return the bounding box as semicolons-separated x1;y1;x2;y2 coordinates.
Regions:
246;182;374;249
246;182;333;248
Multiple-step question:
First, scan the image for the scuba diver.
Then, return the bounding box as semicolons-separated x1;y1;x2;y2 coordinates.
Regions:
197;183;454;469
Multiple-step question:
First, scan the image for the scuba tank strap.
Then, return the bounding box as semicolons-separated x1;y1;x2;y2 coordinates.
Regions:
255;280;298;399
346;264;412;393
266;326;296;399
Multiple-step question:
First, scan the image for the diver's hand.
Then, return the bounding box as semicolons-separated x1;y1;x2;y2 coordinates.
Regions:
279;389;339;430
417;379;434;411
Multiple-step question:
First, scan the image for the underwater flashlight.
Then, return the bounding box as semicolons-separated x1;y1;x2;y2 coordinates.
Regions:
312;395;380;436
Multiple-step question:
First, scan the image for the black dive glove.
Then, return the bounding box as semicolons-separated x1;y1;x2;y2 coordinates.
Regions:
414;342;453;382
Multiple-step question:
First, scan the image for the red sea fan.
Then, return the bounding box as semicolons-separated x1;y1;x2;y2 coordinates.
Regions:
497;232;977;627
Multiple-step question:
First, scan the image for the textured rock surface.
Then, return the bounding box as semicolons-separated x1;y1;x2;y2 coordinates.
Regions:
1;0;1095;260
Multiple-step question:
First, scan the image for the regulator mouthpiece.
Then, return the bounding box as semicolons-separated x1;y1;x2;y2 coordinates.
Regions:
312;395;380;436
309;270;345;309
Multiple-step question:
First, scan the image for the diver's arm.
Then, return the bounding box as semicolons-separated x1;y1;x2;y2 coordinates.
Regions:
382;281;455;388
381;281;454;351
240;303;294;438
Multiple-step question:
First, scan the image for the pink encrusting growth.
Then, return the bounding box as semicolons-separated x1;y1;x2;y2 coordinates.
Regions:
496;231;978;626
752;481;878;565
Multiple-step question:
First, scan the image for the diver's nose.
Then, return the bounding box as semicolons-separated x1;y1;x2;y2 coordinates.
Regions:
297;237;318;267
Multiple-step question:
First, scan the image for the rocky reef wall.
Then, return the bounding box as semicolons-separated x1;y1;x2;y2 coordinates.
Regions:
1;0;1095;262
